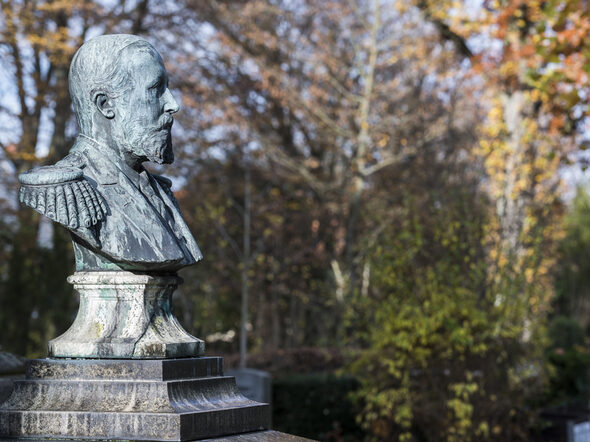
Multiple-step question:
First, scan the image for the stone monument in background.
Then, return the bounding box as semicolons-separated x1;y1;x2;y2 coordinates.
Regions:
0;34;282;441
0;352;25;405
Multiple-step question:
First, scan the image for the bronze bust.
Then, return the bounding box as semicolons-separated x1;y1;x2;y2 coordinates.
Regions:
18;34;202;271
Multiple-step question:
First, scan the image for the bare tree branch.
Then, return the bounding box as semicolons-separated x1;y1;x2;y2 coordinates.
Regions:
213;217;242;260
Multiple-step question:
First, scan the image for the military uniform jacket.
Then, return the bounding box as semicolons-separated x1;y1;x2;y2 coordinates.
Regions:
18;135;202;271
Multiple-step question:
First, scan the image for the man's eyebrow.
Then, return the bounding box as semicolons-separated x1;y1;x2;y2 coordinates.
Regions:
149;73;165;89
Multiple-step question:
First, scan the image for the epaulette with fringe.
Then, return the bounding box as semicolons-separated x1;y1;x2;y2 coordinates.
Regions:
18;166;107;246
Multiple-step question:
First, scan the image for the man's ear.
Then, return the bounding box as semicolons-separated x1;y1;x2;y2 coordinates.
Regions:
94;93;115;119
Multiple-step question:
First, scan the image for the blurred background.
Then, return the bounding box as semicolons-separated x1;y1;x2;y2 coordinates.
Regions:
0;0;589;440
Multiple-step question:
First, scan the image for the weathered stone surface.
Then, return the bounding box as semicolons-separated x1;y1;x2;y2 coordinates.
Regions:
204;431;315;441
0;358;270;440
0;378;19;406
48;272;204;359
0;430;313;441
27;356;222;381
0;352;26;405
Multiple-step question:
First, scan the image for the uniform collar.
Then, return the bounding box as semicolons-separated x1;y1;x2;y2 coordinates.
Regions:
75;135;146;186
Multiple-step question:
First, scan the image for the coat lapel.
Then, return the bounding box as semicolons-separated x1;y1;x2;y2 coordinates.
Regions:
148;173;203;263
78;141;195;267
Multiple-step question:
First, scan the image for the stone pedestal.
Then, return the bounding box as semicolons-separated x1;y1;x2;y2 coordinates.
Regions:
49;272;204;359
0;352;25;405
0;357;270;440
0;273;281;440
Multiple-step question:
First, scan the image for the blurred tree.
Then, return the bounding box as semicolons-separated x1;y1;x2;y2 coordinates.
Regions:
544;316;590;408
350;189;542;441
347;0;589;439
543;188;590;410
554;188;590;328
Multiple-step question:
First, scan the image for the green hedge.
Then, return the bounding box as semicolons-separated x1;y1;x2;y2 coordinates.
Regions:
272;373;365;441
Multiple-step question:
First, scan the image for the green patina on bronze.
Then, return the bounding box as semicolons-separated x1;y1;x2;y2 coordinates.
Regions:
18;34;202;272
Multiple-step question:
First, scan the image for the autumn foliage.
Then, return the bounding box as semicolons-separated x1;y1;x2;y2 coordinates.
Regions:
0;0;588;440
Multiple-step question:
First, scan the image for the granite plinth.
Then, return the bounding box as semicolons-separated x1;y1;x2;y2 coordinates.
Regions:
0;430;314;441
0;357;270;440
204;432;313;441
49;272;205;359
0;352;25;404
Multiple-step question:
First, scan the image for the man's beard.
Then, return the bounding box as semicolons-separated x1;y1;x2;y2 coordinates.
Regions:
124;113;175;165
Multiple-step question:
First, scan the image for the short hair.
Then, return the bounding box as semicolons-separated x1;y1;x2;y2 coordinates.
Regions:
69;34;155;134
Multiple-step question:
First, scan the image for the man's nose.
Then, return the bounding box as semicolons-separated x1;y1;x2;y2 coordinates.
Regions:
163;89;180;114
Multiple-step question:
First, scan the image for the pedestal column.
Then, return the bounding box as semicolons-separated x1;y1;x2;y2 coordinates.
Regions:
48;271;204;359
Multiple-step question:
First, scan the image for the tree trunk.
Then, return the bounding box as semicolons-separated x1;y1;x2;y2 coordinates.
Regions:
239;158;251;368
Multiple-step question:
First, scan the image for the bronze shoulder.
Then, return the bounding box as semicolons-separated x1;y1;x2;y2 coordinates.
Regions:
18;158;107;248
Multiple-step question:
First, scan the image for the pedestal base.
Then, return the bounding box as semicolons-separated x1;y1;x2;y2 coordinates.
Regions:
49;272;204;359
0;357;270;441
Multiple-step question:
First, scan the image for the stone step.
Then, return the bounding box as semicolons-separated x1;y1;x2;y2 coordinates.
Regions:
3;376;254;413
0;405;270;441
0;357;271;441
27;357;224;381
0;430;313;442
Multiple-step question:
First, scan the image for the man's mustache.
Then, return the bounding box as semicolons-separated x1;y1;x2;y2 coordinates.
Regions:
158;114;173;130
